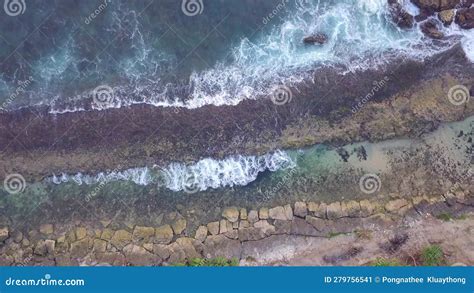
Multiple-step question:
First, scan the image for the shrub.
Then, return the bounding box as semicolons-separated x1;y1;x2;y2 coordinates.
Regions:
420;245;445;266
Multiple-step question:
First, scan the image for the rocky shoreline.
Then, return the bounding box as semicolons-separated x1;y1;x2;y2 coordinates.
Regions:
0;190;472;266
1;45;473;181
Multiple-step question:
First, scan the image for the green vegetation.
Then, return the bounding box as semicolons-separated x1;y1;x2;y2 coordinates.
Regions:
436;213;467;221
327;232;349;238
173;257;239;267
420;245;445;266
370;258;403;266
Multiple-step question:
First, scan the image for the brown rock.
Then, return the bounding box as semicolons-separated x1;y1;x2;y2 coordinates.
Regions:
412;0;460;13
294;201;307;218
253;220;276;235
155;225;174;244
239;220;250;229
203;235;241;259
240;208;248;220
388;0;414;28
153;244;171;260
123;244;158;266
421;19;444;39
222;207;239;222
269;206;287;220
259;208;269;220
303;33;328;44
171;219;187;235
342;200;361;217
438;9;455;25
93;239;107;253
284;204;293;220
207;221;220;236
327;202;342;219
34;240;47;256
238;227;267;241
175;237;201;259
75;227;87;240
0;227;9;242
44;239;55;254
219;219;232;234
360;200;375;217
307;202;319;213
100;229;114;240
194;226;208;242
133;226;155;241
110;229;132;249
248;210;259;223
70;238;90;258
455;7;474;29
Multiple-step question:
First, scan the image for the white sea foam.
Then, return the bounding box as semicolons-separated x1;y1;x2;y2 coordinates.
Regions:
48;0;472;113
49;150;295;192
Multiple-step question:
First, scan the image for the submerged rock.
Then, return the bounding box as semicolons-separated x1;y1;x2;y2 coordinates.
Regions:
388;0;415;28
303;33;328;45
455;7;474;29
420;19;445;39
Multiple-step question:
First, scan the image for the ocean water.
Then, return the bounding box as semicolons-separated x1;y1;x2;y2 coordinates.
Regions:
0;0;472;112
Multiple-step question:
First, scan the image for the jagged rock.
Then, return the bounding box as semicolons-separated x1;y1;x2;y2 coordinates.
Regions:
39;224;54;235
70;238;90;258
305;216;325;232
455;7;474;29
240;208;248;220
284;204;294;220
123;244;158;266
155;225;174;244
34;240;47;256
222;207;239;222
207;221;220;236
294;202;307;218
290;218;321;236
307;202;319;213
259;208;269;220
273;220;292;234
194;226;208;242
153;244;171;260
224;230;239;239
93;239;107;253
412;0;460;13
303;33;328;44
327;202;342;219
44;239;55;254
12;231;23;243
385;198;409;213
133;226;155;241
359;200;375;217
75;227;87;240
239;220;250;229
55;256;79;266
96;252;125;266
388;0;414;28
438;9;455;25
175;237;201;259
342;200;361;217
171;219;187;235
421;19;444;39
110;229;132;249
143;243;154;252
269;206;287;220
0;227;9;242
219;219;232;234
101;229;114;240
203;235;241;259
248;210;259;223
253;220;276;235
311;202;328;218
238;227;267;241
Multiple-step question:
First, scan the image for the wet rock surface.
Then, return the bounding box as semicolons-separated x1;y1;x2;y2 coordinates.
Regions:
0;192;472;266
